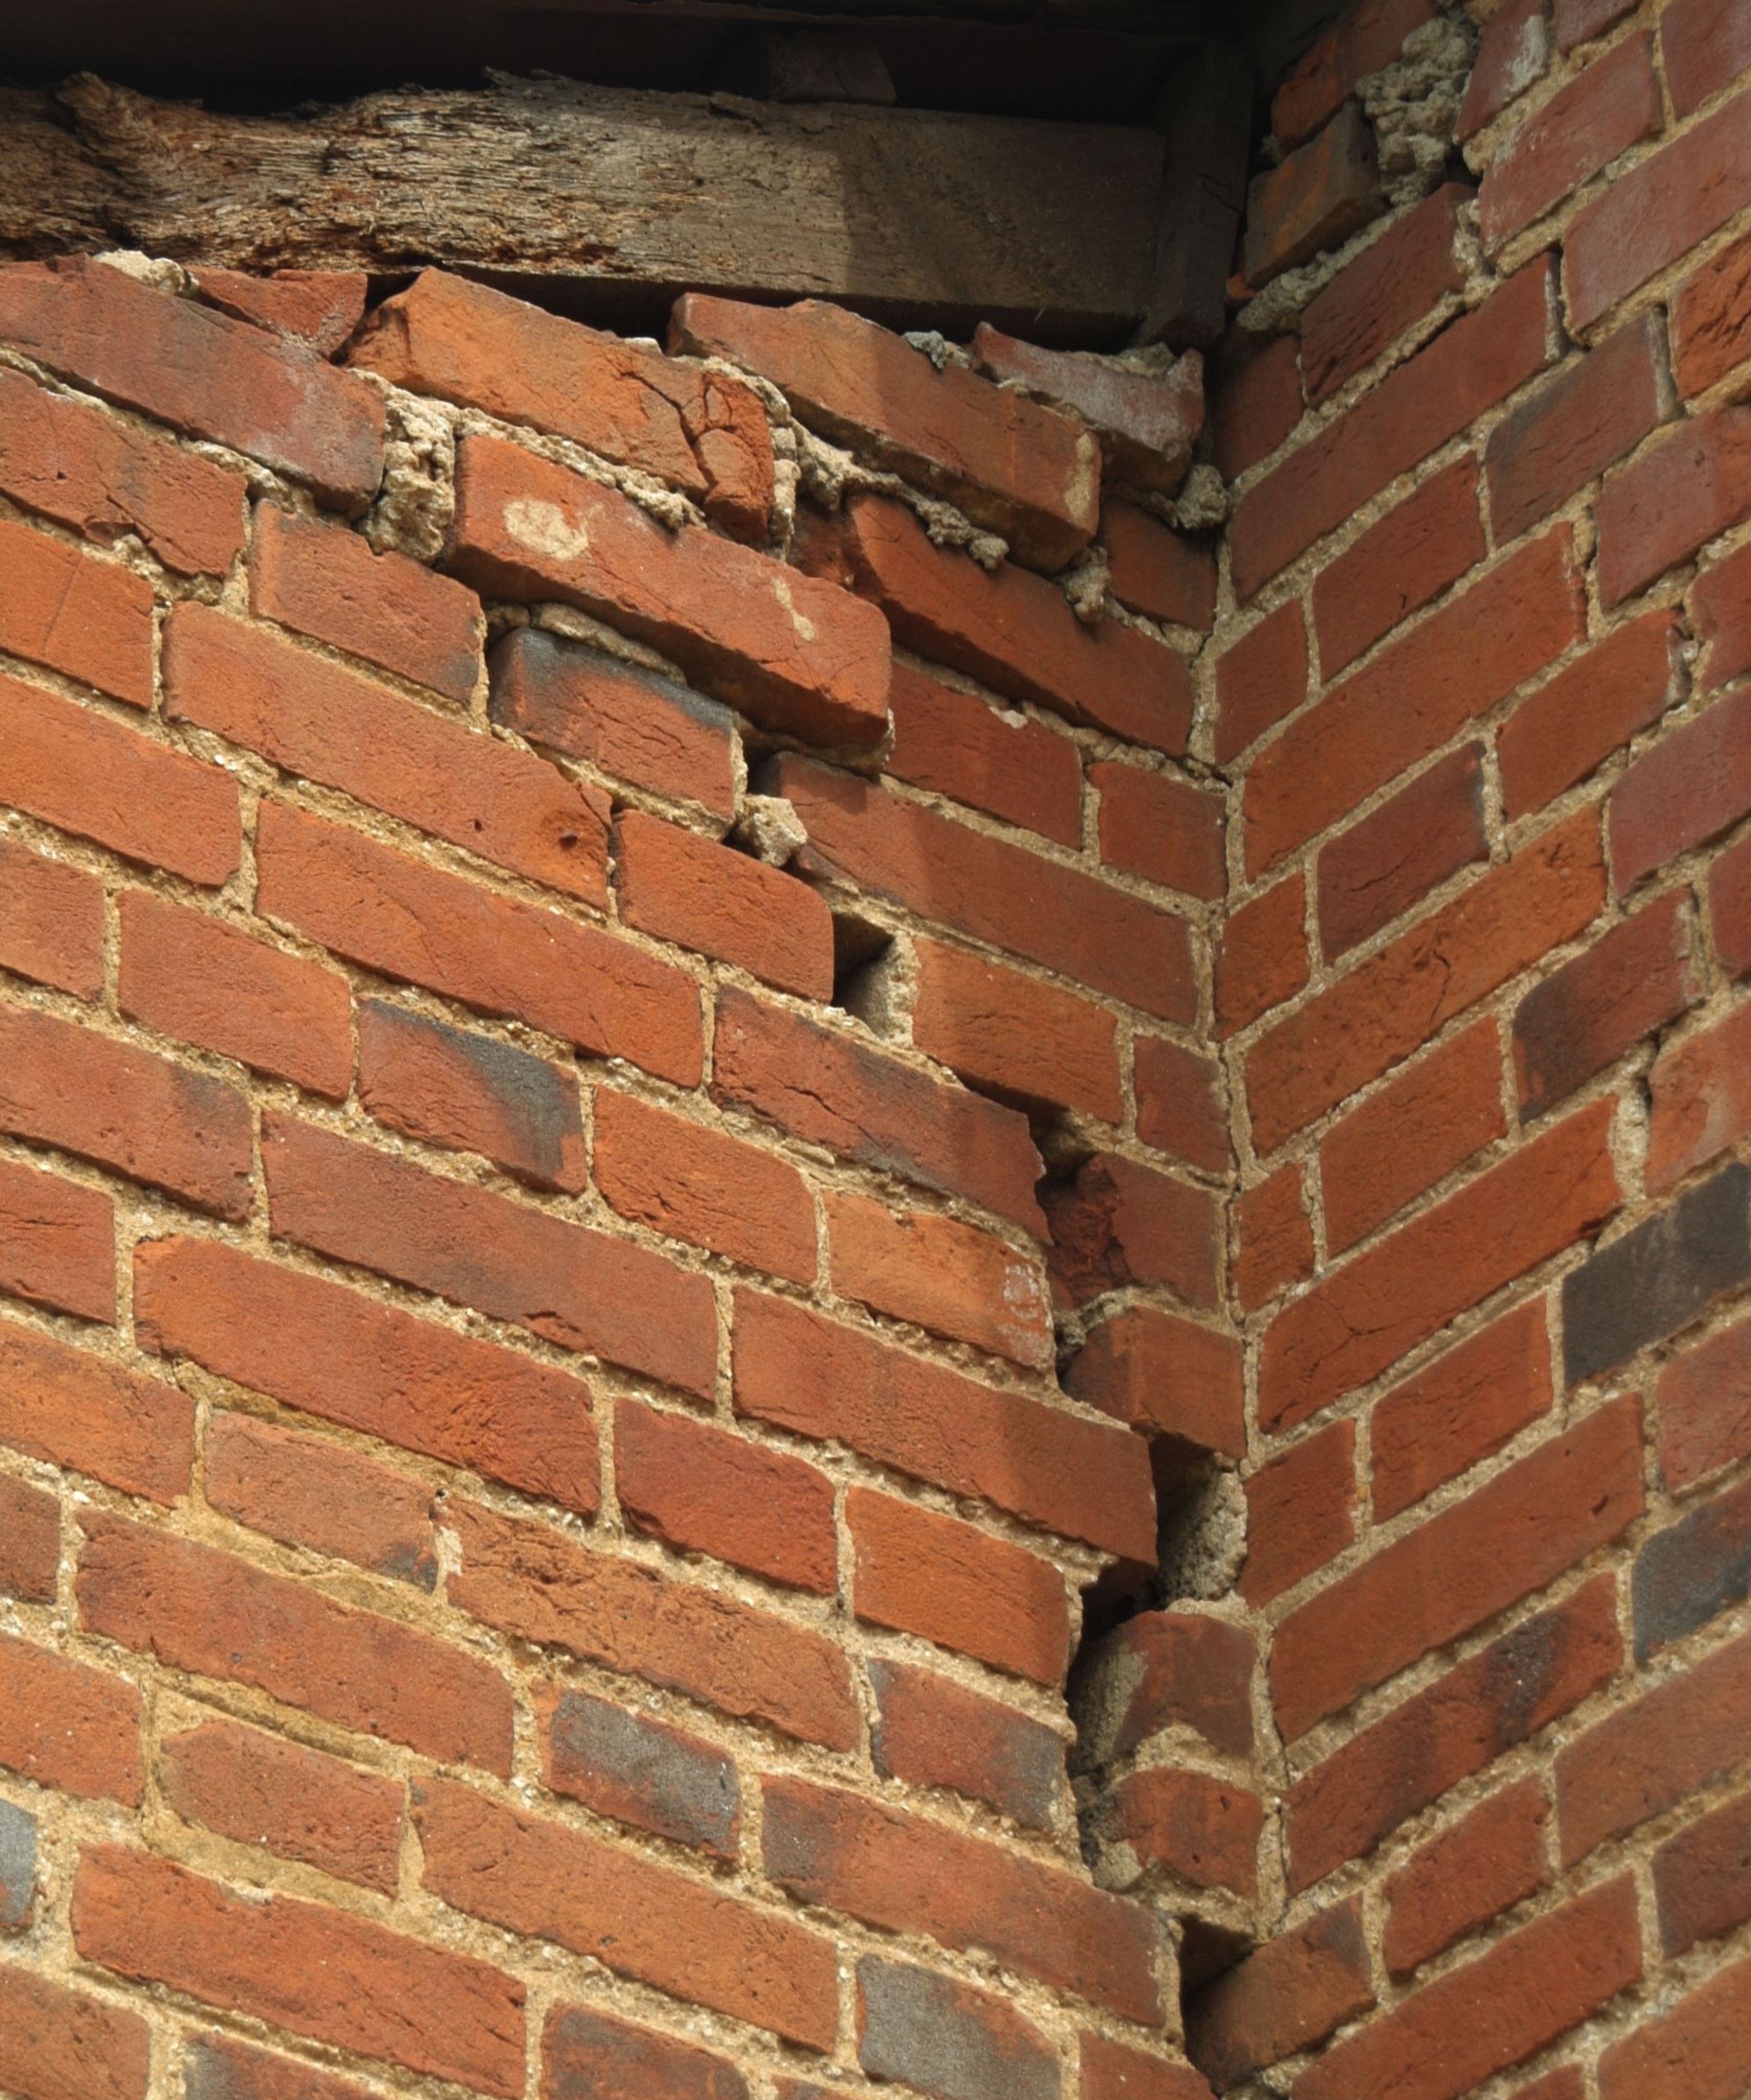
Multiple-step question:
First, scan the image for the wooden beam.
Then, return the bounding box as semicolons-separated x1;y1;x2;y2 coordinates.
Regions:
0;74;1162;340
1135;40;1253;346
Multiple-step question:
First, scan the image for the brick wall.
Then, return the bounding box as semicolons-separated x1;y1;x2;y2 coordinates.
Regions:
0;0;1747;2086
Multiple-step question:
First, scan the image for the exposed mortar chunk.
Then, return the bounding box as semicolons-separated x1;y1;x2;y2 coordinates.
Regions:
1360;12;1480;205
733;794;808;867
93;248;193;294
363;388;457;563
793;422;1010;570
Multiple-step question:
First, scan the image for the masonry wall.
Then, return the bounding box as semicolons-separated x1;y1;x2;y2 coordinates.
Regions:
0;0;1748;2093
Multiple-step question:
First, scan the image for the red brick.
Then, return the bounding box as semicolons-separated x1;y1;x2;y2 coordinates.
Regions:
1135;1034;1232;1176
1217;874;1307;1039
192;266;368;354
858;1957;1059;2100
1296;1878;1640;2100
0;510;161;706
1649;1001;1751;1196
249;503;480;704
1500;608;1682;816
0;1963;148;2100
1103;500;1217;633
1229;261;1557;598
777;752;1196;1025
733;1288;1156;1561
1383;1779;1551;1977
205;1411;439;1589
869;1659;1064;1831
1459;0;1552;138
161;1716;403;1893
886;659;1082;845
1714;826;1751;974
675;294;1097;570
1302;183;1470;404
1213;600;1306;766
0;670;239;886
74;1844;522;2093
615;807;833;998
909;934;1122;1123
450;1495;857;1749
615;1397;837;1594
0;1155;114;1322
764;1774;1160;2020
543;2002;749;2100
1597;404;1751;606
1241;1419;1355;1606
1081;2034;1215;2100
0;1311;190;1506
1318;742;1488;956
0;1472;59;1602
257;801;702;1085
1234;1162;1315;1312
1274;1394;1641;1739
1068;1304;1245;1458
713;985;1042;1231
1243;103;1383;288
1272;0;1437;144
490;625;738;821
450;433;886;746
137;1234;597;1511
828;1188;1052;1368
1565;88;1751;332
1610;683;1751;892
1285;1574;1621;1889
594;1086;814;1281
1321;1020;1508;1255
351;270;773;535
1494;318;1669;548
850;1487;1068;1684
1507;2070;1585;2100
1246;528;1582;876
1599;1948;1751;2100
0;1631;142;1804
839;494;1193;752
1313;457;1487;676
1515;890;1700;1115
1673;227;1751;397
183;2034;385;2100
1481;34;1662;249
1247;808;1605;1152
0;257;384;509
1209;332;1303;481
1095;1766;1262;1897
1185;1899;1374;2090
0;839;103;999
0;361;246;576
1663;0;1751;114
0;999;252;1218
1654;1782;1751;1954
1695;536;1751;689
1043;1150;1221;1313
79;1511;513;1769
119;891;353;1099
1372;1298;1554;1519
1075;1609;1257;1766
971;324;1203;494
538;1683;739;1859
1094;763;1224;902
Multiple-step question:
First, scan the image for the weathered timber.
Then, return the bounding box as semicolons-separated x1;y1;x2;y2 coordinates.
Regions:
1137;40;1253;346
0;74;1163;339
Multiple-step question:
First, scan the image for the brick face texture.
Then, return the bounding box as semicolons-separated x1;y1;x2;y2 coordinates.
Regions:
3;22;1750;2082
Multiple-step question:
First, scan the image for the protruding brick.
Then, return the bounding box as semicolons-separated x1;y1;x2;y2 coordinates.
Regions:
539;1684;740;1859
1301;183;1469;404
0;1473;59;1602
1241;1420;1355;1606
1243;103;1383;289
1371;1298;1553;1519
858;1957;1060;2100
0;838;104;999
0;1154;115;1323
1499;609;1682;816
1103;500;1217;633
1459;0;1551;138
1383;1779;1551;1978
0;1312;190;1506
910;933;1122;1124
1672;224;1751;397
1312;457;1486;676
1480;33;1661;248
1609;683;1751;894
1661;1311;1751;1489
1043;1151;1220;1313
543;2003;749;2100
869;1658;1063;1831
0;1963;148;2100
0;1630;142;1805
1213;600;1306;765
1319;742;1488;956
1184;1899;1374;2091
192;266;368;354
1093;763;1224;902
971;325;1204;494
1068;1305;1245;1458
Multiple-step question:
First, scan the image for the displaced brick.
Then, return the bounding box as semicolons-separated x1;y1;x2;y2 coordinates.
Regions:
0;1631;142;1805
1481;34;1662;248
1068;1304;1245;1459
0;1153;115;1323
1240;1419;1356;1606
1672;224;1751;396
1312;456;1486;676
1649;999;1751;1193
1043;1150;1220;1313
1072;1610;1257;1768
0;1473;60;1602
910;934;1123;1124
1662;1312;1751;1489
858;1957;1061;2100
0;1964;148;2100
1610;683;1751;893
1213;600;1307;765
1093;762;1224;902
1654;1785;1751;1955
0;838;103;999
1184;1899;1373;2091
543;2003;748;2100
1634;1466;1751;1657
1234;1162;1316;1312
971;325;1204;494
539;1683;740;1859
1383;1779;1551;1978
1103;500;1217;633
869;1658;1063;1831
192;266;368;354
1093;1766;1262;1897
1217;875;1308;1040
0;1311;191;1505
1243;104;1383;289
1500;609;1682;816
1301;183;1470;403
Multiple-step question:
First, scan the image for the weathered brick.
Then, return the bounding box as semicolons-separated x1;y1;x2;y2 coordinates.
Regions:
858;1957;1060;2100
204;1410;439;1589
192;265;368;354
1714;825;1751;975
74;1844;522;2093
1319;742;1488;956
1271;0;1436;144
543;2003;748;2100
249;503;480;704
829;1189;1052;1368
1371;1298;1553;1519
160;1716;403;1893
1663;0;1751;114
1662;1311;1751;1489
1654;1785;1751;1955
1295;1878;1641;2100
0;1472;59;1602
0;668;240;886
1234;1163;1315;1312
1595;404;1751;606
886;659;1082;844
1634;1466;1751;1657
1068;1305;1245;1458
765;1774;1160;2020
0;256;384;508
0;361;246;577
1184;1899;1373;2090
0;1631;142;1804
490;625;738;821
911;934;1121;1125
712;985;1042;1231
449;434;886;746
449;1496;857;1749
1610;682;1751;892
257;801;703;1085
1458;0;1551;138
1271;1395;1642;1739
1240;1419;1355;1606
183;2033;379;2100
1208;332;1303;481
839;494;1192;752
119;891;353;1100
1383;1779;1551;1978
1555;0;1634;49
1672;226;1751;397
1247;528;1582;875
1481;34;1662;248
869;1658;1063;1831
1302;183;1469;403
1229;261;1556;598
1565;1159;1751;1384
1216;875;1307;1040
1103;500;1217;633
1072;1610;1257;1768
676;294;1098;570
615;807;833;998
1043;1151;1220;1313
1093;763;1224;903
1093;1766;1262;1897
971;324;1203;495
1694;537;1751;689
1285;1576;1621;1889
1213;600;1306;766
1243;103;1383;289
1080;2035;1213;2100
850;1487;1069;1684
0;1962;148;2100
1598;1948;1751;2100
538;1683;740;1859
0;1154;114;1323
0;838;103;999
417;1778;836;2046
1312;456;1486;676
1135;1035;1232;1177
0;1312;189;1510
1500;608;1682;816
